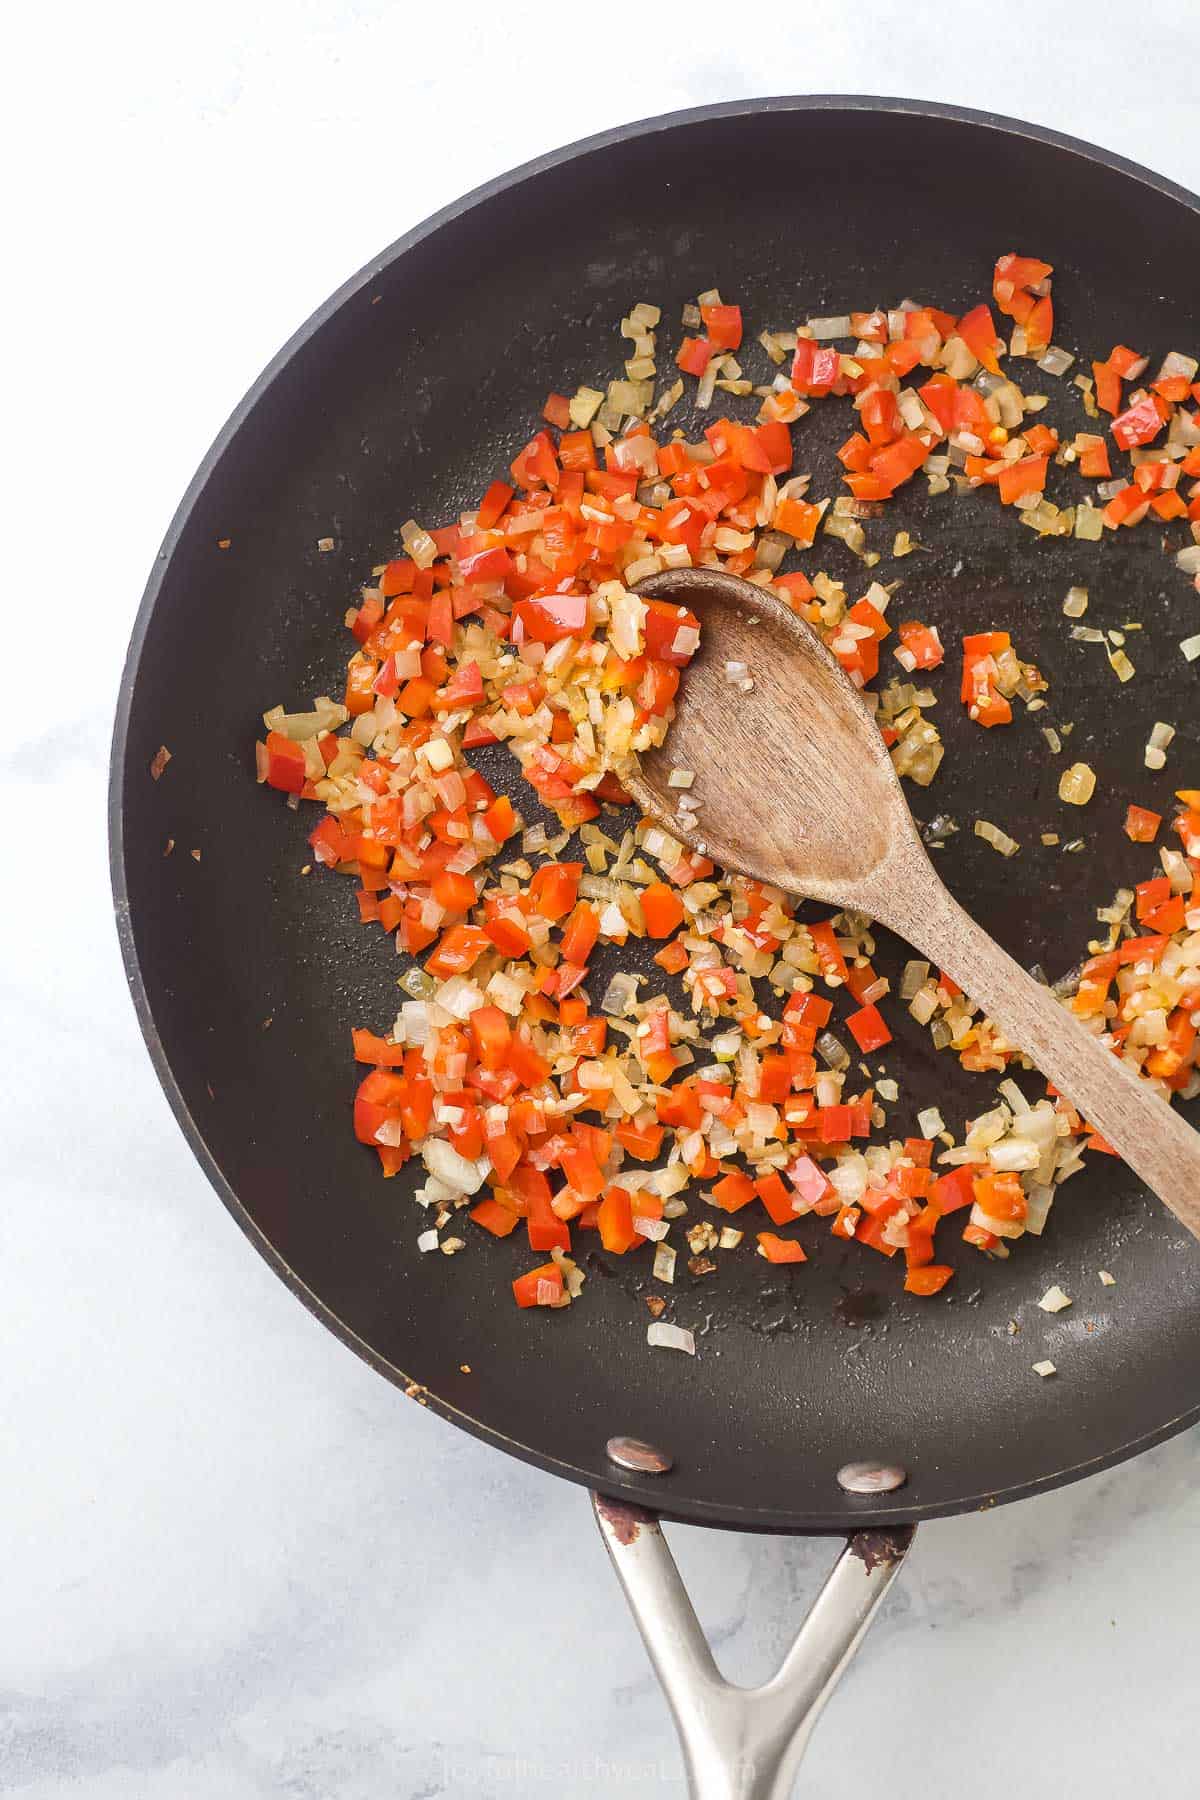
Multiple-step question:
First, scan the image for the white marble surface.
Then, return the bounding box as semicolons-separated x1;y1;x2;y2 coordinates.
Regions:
8;4;1200;1795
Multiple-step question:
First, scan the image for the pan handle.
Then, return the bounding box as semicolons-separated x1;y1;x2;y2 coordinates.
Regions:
593;1493;913;1799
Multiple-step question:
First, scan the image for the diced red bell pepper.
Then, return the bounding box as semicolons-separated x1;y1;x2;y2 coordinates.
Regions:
468;1005;511;1071
426;925;490;978
846;1003;892;1053
641;882;685;938
656;1079;700;1128
897;621;944;670
476;479;514;530
754;1172;797;1226
480;794;517;843
511;430;560;493
643;600;700;665
308;814;353;866
712;1171;756;1213
957;303;1003;375
701;304;743;350
471;1198;519;1238
351;1028;407;1067
615;1117;664;1161
676;336;713;377
791;338;840;395
931;1165;981;1214
432;661;484;712
529;861;582;920
489;1119;527;1181
262;731;307;793
993;252;1052;312
860;388;902;446
971;1172;1026;1222
1077;438;1111;478
757;1232;807;1264
1092;359;1122;415
1145;1010;1198;1080
512;591;590;644
904;1265;954;1296
559;902;599;966
508;1028;551;1090
808;920;849;985
818;1105;853;1143
461;712;499;747
774;496;821;544
1124;804;1162;843
431;870;476;914
997;455;1048;505
522;1171;570;1253
854;1196;905;1256
512;1262;564;1307
1111;394;1168;451
1135;875;1171;921
597;1186;637;1253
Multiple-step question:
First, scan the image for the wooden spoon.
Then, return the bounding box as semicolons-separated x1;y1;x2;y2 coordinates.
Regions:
629;566;1200;1241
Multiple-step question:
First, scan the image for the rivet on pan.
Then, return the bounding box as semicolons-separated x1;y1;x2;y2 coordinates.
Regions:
606;1436;675;1475
837;1460;908;1495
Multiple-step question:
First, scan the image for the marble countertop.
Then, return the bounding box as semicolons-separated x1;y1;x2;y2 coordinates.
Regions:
8;4;1200;1794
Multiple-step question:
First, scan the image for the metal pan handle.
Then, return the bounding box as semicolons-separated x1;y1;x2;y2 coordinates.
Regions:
593;1494;913;1799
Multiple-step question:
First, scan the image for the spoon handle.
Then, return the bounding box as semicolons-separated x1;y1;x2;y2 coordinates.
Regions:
887;874;1200;1242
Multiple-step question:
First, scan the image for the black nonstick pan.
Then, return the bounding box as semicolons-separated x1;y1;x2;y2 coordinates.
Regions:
110;97;1200;1793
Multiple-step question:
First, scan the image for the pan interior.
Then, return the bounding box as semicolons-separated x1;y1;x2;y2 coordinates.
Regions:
114;101;1200;1530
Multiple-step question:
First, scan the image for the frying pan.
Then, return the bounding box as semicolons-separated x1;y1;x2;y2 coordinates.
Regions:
110;96;1200;1796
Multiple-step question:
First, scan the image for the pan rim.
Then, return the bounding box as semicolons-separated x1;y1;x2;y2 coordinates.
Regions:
110;93;1200;1532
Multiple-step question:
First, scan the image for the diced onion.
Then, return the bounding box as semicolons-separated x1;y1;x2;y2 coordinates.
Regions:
422;1139;489;1195
828;1159;866;1203
900;959;930;999
988;1136;1040;1172
975;819;1020;858
653;1243;677;1284
647;1321;696;1354
607;583;647;659
909;987;938;1025
1058;763;1096;806
635;1215;670;1241
1022;1183;1056;1236
807;314;851;339
601;972;641;1016
436;976;485;1020
400;519;437;568
401;1001;430;1044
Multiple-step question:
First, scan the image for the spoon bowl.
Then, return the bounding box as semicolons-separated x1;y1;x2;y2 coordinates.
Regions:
629;567;915;923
